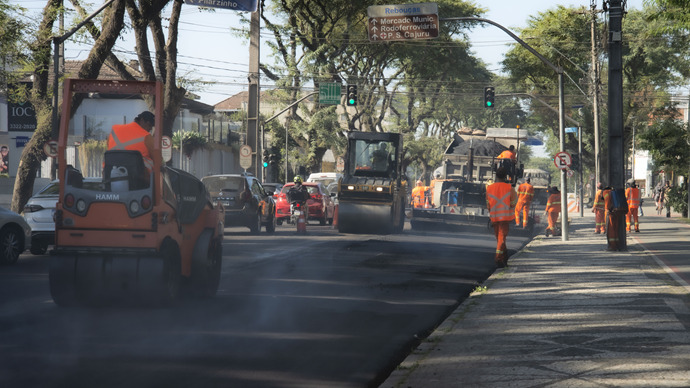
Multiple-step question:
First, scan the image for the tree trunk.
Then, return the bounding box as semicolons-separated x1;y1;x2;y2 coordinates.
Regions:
11;0;126;213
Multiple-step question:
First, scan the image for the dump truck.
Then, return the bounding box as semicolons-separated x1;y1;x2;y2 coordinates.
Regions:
337;131;406;234
49;79;225;306
409;130;533;232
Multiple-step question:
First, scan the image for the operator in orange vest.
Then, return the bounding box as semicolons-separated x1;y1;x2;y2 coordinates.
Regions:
486;168;517;268
544;186;561;237
108;111;157;172
625;181;641;232
515;177;534;228
592;182;605;234
410;180;427;208
497;145;517;161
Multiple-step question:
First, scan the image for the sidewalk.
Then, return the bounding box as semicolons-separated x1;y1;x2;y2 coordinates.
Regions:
383;207;690;387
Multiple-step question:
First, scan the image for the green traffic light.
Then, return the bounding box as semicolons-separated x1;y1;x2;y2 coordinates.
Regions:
486;101;492;107
263;161;269;168
349;98;355;105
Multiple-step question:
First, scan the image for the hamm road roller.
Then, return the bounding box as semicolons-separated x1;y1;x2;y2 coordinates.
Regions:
49;79;224;306
337;131;406;234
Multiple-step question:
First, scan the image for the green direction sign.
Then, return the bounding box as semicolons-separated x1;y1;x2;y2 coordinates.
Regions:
319;83;342;105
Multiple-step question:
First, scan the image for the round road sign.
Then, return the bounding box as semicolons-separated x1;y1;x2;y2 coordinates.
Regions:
553;151;572;170
161;136;172;162
43;140;58;158
239;145;252;169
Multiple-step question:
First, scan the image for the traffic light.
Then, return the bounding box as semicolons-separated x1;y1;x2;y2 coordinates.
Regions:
571;153;580;172
346;84;357;106
262;149;269;168
484;86;495;108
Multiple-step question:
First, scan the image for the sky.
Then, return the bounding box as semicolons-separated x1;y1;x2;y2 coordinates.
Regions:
12;0;646;106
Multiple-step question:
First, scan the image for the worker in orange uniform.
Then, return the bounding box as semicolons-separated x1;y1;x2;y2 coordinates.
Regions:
515;177;534;228
544;186;561;237
486;168;517;268
108;111;158;172
625;181;641;232
604;186;627;251
497;145;517;161
410;180;427;208
591;182;605;234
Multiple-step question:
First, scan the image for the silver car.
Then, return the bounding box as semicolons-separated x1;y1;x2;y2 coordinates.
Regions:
0;206;31;265
22;178;101;255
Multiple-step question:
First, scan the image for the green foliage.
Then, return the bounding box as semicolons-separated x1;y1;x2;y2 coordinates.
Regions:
637;114;689;173
173;131;208;158
666;183;688;217
0;1;27;86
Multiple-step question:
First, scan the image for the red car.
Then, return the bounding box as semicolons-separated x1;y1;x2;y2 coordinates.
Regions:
276;182;335;225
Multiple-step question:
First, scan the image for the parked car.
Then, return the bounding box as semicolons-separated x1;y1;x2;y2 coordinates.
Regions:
0;206;31;264
261;182;283;198
276;182;335;225
202;173;276;233
22;178;102;255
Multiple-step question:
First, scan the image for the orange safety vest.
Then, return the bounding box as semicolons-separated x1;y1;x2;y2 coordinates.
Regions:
593;189;605;210
497;150;516;161
546;193;561;213
108;122;154;171
411;185;426;207
516;182;534;205
603;189;613;212
626;187;641;208
486;182;517;222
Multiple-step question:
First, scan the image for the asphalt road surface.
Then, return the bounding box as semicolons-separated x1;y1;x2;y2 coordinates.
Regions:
0;221;532;388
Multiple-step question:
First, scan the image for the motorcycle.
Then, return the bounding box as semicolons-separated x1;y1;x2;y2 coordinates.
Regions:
290;200;308;234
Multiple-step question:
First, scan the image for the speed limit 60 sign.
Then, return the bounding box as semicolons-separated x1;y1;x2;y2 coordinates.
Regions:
553;151;572;170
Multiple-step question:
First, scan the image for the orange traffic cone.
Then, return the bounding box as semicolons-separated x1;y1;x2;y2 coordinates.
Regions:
297;210;307;234
423;196;432;209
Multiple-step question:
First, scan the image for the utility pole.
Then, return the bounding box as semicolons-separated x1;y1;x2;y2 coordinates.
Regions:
247;8;261;180
607;0;626;250
590;0;602;188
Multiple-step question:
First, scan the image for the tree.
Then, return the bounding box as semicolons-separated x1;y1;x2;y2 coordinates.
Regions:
258;0;489;175
11;0;127;213
0;0;26;87
501;5;690;184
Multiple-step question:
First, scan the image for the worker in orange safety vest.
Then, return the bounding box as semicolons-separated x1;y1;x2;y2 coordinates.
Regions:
544;186;561;237
603;186;627;251
496;145;517;161
515;177;534;228
108;111;158;172
591;182;605;234
410;180;427;208
486;168;517;268
625;181;641;232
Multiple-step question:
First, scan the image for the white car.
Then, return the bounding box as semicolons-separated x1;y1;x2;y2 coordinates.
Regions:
22;178;101;255
0;206;31;265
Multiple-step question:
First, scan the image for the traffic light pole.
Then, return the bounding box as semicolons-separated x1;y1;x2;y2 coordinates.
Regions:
262;91;319;183
441;16;569;241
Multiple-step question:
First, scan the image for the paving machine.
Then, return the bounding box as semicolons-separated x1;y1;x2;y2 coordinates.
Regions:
409;130;530;232
337;131;406;234
49;79;224;306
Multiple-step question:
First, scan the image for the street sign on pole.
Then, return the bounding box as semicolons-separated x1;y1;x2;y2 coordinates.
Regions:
553;151;572;170
319;82;342;105
183;0;257;12
367;3;439;42
161;136;172;163
239;145;252;170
